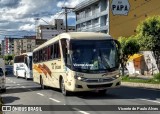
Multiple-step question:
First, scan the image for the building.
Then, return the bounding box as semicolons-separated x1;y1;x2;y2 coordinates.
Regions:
109;0;160;38
1;37;20;56
14;38;47;55
1;40;4;56
36;19;75;39
74;0;109;33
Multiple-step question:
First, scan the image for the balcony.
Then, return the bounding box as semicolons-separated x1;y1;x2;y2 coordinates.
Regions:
76;9;109;25
78;25;108;32
74;0;99;12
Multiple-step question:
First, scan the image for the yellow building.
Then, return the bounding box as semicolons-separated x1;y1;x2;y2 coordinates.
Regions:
109;0;160;38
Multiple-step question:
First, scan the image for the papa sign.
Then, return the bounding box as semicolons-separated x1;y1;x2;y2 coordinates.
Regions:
111;0;130;15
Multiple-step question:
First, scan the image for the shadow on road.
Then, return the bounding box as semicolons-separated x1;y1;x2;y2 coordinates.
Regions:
2;87;41;95
74;86;160;101
43;86;160;101
2;96;20;104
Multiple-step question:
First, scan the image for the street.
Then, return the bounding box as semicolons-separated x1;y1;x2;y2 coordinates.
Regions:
1;75;160;114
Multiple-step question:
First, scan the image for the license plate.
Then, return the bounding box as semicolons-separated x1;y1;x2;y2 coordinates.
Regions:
96;88;104;90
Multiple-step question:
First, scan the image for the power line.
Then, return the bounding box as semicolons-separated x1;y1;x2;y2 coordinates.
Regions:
62;7;75;32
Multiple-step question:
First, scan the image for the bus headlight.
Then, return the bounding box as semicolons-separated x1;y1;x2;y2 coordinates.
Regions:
75;76;87;81
116;75;120;78
112;75;120;79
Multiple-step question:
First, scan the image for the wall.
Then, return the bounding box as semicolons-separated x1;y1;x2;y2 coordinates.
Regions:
109;0;160;38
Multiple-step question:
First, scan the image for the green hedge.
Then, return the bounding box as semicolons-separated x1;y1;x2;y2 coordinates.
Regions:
122;74;160;84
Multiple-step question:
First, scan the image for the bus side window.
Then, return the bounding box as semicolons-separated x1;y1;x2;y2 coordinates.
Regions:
61;39;67;62
50;45;54;59
54;43;60;59
48;46;50;60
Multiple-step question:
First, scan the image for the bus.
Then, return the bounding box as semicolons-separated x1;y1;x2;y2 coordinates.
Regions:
13;52;33;80
33;32;121;96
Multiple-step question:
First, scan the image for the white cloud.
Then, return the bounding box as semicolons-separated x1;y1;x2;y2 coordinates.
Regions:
19;24;35;31
57;0;83;8
0;0;77;38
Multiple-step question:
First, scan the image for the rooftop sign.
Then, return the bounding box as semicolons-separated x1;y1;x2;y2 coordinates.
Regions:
111;0;130;15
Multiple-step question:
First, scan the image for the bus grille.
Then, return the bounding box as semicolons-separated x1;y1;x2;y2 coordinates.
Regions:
87;83;113;88
84;78;114;83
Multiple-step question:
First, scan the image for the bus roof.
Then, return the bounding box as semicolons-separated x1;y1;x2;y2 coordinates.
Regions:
15;52;32;57
33;32;112;52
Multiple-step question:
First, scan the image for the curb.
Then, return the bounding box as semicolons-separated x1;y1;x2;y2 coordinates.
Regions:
121;82;160;90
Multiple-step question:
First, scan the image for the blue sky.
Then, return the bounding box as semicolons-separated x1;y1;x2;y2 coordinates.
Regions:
0;0;82;41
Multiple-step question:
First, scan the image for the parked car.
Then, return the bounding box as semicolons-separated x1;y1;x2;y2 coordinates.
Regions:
0;67;6;92
119;67;129;76
5;65;13;76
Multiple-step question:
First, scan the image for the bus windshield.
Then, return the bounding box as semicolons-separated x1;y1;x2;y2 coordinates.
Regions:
70;40;119;72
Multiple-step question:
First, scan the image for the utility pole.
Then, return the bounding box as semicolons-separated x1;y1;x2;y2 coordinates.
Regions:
34;18;39;39
62;7;74;32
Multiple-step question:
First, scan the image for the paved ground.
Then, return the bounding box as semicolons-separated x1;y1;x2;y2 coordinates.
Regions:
1;75;160;114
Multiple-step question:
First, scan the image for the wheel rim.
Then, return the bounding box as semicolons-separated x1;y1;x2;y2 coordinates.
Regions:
61;79;65;94
16;72;18;78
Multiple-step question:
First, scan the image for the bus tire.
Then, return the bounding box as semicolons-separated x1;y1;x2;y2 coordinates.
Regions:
60;78;69;96
98;89;108;95
2;88;6;93
40;76;44;89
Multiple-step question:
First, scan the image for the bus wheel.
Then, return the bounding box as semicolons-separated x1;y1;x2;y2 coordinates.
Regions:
25;72;28;80
98;89;108;95
60;78;69;96
40;76;44;89
16;71;19;78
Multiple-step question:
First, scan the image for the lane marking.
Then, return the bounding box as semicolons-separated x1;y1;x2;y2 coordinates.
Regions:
17;84;20;86
21;86;26;88
49;98;61;103
37;93;44;96
140;99;160;104
72;108;90;114
13;82;16;84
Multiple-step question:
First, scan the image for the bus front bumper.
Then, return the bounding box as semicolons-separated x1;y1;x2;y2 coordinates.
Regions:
65;77;121;92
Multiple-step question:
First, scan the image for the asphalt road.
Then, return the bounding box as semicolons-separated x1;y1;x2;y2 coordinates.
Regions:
1;75;160;114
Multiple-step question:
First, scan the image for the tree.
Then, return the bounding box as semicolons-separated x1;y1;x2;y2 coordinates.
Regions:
118;36;140;76
4;55;14;65
136;16;160;70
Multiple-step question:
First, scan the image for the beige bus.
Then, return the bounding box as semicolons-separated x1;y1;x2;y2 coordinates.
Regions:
33;32;121;96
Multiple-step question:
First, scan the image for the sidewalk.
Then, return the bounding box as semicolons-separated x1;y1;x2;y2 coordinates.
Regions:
129;75;153;80
121;82;160;90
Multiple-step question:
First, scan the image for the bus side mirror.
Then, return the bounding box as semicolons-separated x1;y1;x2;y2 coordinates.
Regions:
113;39;121;50
113;39;121;63
66;54;71;66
